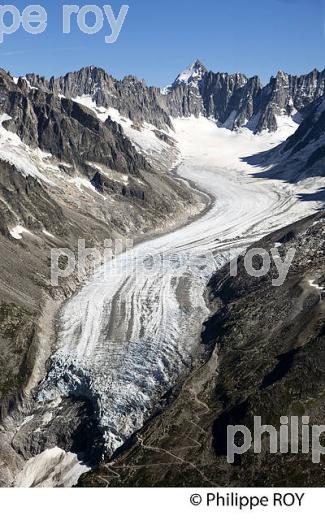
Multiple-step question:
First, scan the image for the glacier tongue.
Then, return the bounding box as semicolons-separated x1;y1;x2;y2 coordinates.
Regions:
37;117;321;457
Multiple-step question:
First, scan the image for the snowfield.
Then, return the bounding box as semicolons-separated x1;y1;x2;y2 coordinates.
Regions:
37;116;323;462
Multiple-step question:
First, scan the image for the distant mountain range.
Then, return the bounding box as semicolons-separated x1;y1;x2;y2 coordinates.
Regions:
1;59;325;255
25;60;325;133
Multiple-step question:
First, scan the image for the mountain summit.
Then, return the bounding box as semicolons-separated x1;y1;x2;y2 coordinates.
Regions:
172;59;207;86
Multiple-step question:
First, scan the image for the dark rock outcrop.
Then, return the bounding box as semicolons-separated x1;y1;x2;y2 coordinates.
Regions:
12;397;104;466
244;95;325;187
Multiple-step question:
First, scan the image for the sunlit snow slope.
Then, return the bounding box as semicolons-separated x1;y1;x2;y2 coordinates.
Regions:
38;117;322;455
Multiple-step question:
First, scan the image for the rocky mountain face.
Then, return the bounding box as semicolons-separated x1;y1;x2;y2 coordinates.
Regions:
163;63;325;132
160;60;259;127
26;62;325;134
26;66;172;131
246;68;325;132
81;212;325;487
244;94;325;186
282;96;325;175
283;98;325;176
0;70;151;176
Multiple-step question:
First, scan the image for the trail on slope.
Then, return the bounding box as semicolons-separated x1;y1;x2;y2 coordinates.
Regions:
37;117;320;456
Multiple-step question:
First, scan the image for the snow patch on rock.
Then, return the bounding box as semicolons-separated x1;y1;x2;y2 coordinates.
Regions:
10;225;33;240
0;114;56;185
14;447;90;488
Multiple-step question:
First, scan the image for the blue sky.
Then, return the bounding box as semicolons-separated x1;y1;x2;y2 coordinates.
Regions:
0;0;325;86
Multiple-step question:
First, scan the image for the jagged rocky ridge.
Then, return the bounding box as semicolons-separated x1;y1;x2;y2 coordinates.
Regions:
0;70;151;175
26;66;172;132
26;61;325;132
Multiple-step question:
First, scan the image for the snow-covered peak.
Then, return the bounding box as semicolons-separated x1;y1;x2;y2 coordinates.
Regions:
275;70;289;80
172;59;207;87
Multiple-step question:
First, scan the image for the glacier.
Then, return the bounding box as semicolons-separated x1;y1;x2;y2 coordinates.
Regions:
37;116;323;457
